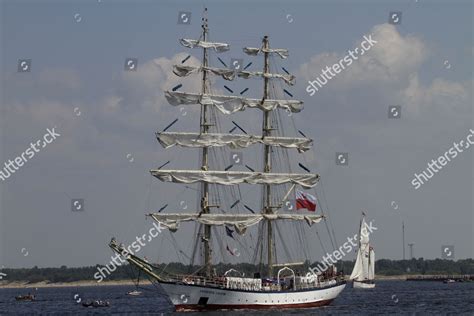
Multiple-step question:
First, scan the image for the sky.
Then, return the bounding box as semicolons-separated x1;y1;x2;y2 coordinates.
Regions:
0;0;472;270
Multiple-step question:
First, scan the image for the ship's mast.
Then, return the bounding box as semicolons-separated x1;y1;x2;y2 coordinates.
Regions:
262;36;273;277
200;9;212;277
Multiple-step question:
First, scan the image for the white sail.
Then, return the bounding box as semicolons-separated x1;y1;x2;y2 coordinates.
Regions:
243;47;289;59
349;244;372;281
359;217;370;245
173;65;200;77
349;250;364;280
368;247;375;280
350;217;374;281
156;132;312;152
150;170;319;188
148;213;323;234
238;71;295;85
180;38;230;53
165;91;304;114
173;65;236;80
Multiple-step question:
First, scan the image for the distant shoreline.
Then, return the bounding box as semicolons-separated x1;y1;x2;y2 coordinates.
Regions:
0;279;152;289
0;275;411;289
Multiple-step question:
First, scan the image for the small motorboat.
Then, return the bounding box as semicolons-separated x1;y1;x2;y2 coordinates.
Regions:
82;300;110;308
126;290;142;296
15;294;35;301
443;279;455;284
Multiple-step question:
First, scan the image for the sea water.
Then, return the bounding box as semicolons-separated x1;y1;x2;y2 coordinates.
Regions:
0;281;472;315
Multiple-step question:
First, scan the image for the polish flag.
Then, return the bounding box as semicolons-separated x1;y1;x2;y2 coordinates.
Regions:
296;190;317;212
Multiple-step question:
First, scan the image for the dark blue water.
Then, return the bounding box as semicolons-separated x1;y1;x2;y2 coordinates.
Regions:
0;281;472;315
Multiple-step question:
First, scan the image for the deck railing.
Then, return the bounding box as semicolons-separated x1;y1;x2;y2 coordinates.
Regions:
166;273;343;292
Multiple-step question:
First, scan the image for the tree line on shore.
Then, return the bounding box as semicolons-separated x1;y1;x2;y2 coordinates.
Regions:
1;258;472;284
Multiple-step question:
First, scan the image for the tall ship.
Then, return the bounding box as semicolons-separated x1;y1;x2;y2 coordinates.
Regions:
109;8;346;311
350;213;375;289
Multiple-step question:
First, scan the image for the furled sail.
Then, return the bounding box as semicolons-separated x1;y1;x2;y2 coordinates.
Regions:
173;65;236;81
180;39;230;53
148;213;324;234
150;170;319;188
238;71;295;86
243;47;289;59
156;132;312;153
165;91;304;114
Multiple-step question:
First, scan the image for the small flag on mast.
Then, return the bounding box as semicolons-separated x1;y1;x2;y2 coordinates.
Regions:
295;190;317;212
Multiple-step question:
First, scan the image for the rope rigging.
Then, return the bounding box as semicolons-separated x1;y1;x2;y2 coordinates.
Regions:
150;28;341;278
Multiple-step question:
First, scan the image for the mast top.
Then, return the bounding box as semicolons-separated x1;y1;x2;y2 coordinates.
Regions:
202;8;208;30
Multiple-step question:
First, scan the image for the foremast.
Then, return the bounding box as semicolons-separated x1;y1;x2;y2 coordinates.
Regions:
200;8;212;278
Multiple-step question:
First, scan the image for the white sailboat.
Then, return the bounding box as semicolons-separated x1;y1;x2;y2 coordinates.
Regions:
350;214;375;289
109;8;346;311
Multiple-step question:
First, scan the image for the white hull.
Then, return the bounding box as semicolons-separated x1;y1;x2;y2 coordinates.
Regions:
353;280;375;289
160;281;346;311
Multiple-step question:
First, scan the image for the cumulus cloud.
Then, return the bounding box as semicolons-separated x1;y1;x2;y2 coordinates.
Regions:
3;53;204;136
299;24;427;89
93;53;206;133
1;53;208;173
113;53;201;112
401;75;470;116
298;24;470;118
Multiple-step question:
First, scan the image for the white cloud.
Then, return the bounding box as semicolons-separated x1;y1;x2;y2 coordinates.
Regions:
1;53;205;169
298;23;470;118
400;75;469;116
113;53;201;113
299;24;427;88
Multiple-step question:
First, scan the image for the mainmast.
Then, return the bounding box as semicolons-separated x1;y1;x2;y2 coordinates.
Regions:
200;8;212;278
262;36;273;277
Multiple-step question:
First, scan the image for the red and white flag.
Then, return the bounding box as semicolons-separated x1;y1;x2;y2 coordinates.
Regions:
296;190;317;212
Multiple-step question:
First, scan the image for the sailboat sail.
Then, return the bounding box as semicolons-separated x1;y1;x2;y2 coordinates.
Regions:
368;247;375;280
164;91;304;114
173;65;236;80
179;38;230;52
349;253;362;279
350;217;375;282
148;213;324;234
156;132;313;152
150;170;319;187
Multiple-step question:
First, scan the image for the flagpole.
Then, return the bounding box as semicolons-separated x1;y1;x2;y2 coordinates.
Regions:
279;184;296;207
